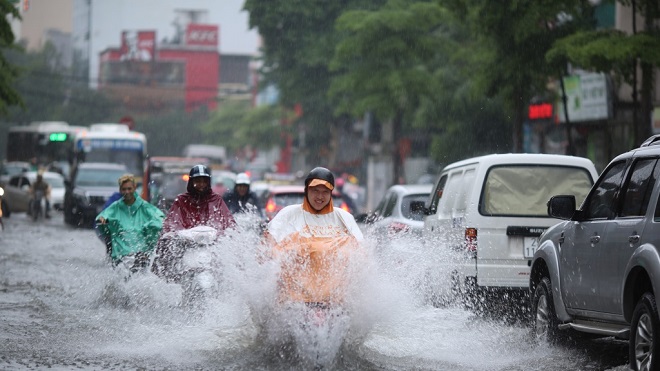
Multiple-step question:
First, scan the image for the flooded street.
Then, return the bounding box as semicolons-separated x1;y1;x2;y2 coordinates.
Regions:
0;213;630;370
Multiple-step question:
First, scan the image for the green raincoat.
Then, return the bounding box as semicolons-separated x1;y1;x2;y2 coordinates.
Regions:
96;193;165;261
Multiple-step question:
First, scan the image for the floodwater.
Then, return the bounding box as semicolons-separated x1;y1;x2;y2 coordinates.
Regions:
0;213;630;370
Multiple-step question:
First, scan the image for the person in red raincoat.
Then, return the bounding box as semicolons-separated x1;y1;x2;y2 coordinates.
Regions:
151;164;236;282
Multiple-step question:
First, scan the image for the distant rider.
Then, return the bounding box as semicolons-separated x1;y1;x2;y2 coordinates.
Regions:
29;171;51;219
96;174;165;268
223;172;263;217
151;164;236;282
265;167;364;306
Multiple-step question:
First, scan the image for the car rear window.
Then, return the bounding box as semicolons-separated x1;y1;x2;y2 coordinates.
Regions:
401;194;430;221
76;169;126;187
481;165;594;217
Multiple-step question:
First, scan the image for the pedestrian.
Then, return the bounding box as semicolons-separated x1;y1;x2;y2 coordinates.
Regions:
151;164;236;282
96;174;165;270
223;172;263;217
265;167;364;307
29;171;52;219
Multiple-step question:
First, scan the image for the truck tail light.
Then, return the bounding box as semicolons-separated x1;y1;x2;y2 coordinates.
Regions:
465;227;477;256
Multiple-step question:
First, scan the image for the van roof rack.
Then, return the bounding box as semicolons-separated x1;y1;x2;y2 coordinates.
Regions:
639;135;660;147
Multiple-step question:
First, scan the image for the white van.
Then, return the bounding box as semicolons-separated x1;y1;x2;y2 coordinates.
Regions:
422;153;598;306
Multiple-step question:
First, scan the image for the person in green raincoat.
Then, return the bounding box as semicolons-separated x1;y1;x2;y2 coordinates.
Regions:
96;174;165;269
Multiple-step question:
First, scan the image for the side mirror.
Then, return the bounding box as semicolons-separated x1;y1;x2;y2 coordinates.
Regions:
409;200;428;215
547;195;576;220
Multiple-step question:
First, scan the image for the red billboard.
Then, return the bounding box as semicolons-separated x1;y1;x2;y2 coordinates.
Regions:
120;30;156;61
185;24;219;47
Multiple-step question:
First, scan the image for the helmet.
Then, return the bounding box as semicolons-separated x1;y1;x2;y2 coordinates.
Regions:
189;164;211;179
235;172;250;185
304;167;335;190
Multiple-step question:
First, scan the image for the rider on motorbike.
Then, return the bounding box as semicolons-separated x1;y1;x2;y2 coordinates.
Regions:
96;174;165;269
265;167;364;307
29;171;51;219
151;164;236;283
223;173;263;216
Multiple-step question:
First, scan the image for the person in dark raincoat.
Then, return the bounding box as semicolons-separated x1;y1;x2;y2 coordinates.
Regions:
96;174;165;267
151;164;236;282
223;172;263;217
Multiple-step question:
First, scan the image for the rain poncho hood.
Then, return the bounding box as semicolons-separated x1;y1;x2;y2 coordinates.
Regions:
96;192;165;261
266;203;364;304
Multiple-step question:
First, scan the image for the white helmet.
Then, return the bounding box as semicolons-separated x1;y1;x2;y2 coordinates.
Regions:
235;172;251;185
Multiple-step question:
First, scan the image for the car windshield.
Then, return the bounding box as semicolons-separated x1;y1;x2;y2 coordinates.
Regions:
481;165;594;217
401;193;430;221
76;168;126;187
158;172;188;199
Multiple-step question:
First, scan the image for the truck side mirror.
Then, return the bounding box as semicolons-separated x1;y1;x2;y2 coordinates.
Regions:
547;195;576;220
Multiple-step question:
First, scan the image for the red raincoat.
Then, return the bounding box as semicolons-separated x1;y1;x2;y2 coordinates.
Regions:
152;186;235;282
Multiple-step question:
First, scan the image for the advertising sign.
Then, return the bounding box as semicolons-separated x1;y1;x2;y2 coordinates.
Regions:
556;72;611;123
185;24;219;47
120;30;156;61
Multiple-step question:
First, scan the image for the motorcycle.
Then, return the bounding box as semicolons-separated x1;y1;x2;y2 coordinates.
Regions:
155;226;221;307
259;301;350;369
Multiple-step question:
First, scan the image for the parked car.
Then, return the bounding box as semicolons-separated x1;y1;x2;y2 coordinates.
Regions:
359;184;432;240
63;162;128;227
530;135;660;371
0;161;31;184
420;153;598;311
2;171;65;214
263;184;349;221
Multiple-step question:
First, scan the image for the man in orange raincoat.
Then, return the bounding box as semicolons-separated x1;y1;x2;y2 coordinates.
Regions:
265;167;364;306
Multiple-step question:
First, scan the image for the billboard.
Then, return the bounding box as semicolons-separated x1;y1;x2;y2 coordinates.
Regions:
120;30;156;61
556;72;611;123
185;24;219;47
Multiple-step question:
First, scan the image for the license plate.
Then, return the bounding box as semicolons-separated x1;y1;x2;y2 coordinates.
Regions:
523;237;540;258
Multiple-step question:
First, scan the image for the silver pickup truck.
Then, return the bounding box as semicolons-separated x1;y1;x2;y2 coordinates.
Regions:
530;134;660;371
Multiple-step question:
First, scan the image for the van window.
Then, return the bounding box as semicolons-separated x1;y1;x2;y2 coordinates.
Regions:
439;168;476;218
481;165;594;217
428;174;447;215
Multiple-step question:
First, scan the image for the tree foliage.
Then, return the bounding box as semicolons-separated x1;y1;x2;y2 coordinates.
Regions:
201;100;285;153
0;0;22;115
243;0;386;162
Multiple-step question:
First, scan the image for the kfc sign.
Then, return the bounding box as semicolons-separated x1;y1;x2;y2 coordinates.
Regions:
120;30;155;61
185;24;219;47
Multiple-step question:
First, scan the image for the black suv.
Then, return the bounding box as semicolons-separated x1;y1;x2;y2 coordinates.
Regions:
530;135;660;371
63;162;127;227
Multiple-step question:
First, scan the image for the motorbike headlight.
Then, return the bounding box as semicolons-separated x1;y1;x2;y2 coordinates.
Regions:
0;187;4;197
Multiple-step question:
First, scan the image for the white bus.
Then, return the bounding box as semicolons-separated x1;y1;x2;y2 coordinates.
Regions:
72;123;147;183
6;121;87;165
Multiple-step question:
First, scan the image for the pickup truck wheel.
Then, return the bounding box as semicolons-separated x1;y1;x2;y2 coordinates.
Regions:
532;277;561;344
630;293;659;371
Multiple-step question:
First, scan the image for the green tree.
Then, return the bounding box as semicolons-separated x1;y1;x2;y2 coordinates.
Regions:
547;0;660;146
0;0;22;115
138;108;209;157
3;43;118;125
243;0;385;166
201;100;286;153
453;0;595;153
330;0;448;182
